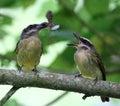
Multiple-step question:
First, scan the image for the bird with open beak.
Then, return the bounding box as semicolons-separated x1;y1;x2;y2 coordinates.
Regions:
68;33;109;102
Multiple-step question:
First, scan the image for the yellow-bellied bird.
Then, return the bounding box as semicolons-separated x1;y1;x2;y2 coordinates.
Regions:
68;33;109;102
15;23;48;72
15;11;59;72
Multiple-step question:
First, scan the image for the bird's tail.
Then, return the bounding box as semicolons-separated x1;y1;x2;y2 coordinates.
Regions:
101;96;109;102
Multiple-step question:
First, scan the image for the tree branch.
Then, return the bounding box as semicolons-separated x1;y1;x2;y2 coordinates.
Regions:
0;86;19;106
0;69;120;100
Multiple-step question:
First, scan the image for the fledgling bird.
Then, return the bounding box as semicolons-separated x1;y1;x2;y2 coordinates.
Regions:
68;33;109;102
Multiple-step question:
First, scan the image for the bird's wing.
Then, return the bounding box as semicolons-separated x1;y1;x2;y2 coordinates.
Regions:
91;50;106;80
96;53;106;80
14;40;20;54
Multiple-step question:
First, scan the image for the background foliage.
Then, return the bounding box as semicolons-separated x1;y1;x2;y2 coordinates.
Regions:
0;0;120;106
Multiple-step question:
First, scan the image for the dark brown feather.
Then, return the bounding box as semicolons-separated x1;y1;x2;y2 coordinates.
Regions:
95;52;106;80
91;47;106;81
91;48;109;102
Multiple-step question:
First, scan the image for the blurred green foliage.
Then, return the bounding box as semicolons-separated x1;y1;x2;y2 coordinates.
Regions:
4;99;24;106
0;0;120;105
0;0;120;78
0;0;35;8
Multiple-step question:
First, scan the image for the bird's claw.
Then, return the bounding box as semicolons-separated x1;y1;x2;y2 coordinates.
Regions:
74;74;82;78
17;68;23;75
32;68;39;73
94;77;98;85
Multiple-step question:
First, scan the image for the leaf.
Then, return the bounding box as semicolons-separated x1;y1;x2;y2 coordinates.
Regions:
4;99;24;106
85;0;109;16
0;14;12;25
90;17;114;31
38;0;59;16
0;0;16;7
59;0;77;10
107;73;120;82
18;0;36;8
50;47;76;73
53;9;82;31
0;29;7;38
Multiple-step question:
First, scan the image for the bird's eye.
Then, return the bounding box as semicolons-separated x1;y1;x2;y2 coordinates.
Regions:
28;25;34;29
83;40;88;45
82;40;93;48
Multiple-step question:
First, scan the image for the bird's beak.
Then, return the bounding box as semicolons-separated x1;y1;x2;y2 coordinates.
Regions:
73;33;82;44
67;43;77;47
68;33;82;47
37;22;60;31
36;22;48;30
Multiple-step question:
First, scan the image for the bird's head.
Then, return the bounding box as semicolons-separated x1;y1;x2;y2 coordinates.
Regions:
21;22;48;39
20;11;60;39
68;33;95;51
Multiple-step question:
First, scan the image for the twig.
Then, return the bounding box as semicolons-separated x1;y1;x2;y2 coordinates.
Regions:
0;86;19;106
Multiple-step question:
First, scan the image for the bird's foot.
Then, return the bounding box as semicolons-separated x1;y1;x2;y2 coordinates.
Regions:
17;68;23;75
93;77;98;85
74;74;82;78
32;68;39;73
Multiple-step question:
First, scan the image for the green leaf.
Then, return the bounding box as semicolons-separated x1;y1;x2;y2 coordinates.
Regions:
4;99;24;106
107;73;120;82
53;9;82;31
0;29;7;38
0;0;16;7
18;0;36;8
59;0;77;10
50;47;76;73
85;0;109;16
90;17;114;31
38;0;59;16
0;15;12;25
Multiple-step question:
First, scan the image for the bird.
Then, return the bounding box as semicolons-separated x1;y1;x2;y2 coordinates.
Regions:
14;11;60;72
68;33;109;102
15;22;48;72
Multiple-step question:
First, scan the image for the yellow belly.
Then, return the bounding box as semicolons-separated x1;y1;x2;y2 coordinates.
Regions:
17;37;42;72
74;51;102;80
